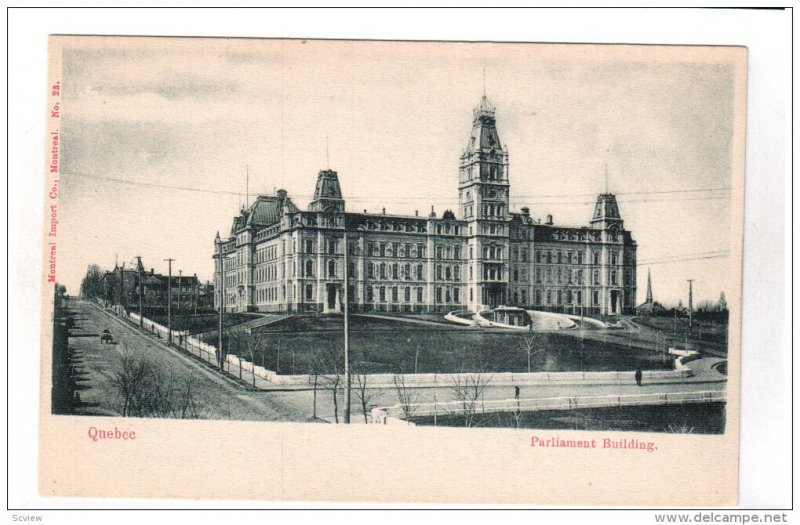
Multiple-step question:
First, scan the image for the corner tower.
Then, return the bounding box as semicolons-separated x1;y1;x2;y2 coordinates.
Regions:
309;169;345;213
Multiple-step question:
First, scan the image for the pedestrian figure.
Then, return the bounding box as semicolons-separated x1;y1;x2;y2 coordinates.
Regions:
634;368;643;387
515;385;520;400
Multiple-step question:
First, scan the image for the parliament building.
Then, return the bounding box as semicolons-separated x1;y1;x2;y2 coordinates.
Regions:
213;96;637;316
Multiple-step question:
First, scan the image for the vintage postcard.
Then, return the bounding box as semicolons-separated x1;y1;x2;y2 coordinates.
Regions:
40;35;746;505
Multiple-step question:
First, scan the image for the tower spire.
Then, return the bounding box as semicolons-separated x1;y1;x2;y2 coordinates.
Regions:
646;268;653;303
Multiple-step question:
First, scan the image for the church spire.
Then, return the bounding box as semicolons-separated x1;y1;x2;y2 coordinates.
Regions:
646;268;653;303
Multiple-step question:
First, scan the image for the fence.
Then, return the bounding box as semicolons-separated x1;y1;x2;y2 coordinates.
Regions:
109;308;694;390
370;389;727;424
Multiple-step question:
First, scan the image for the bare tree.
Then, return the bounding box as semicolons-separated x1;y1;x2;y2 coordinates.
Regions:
353;364;383;423
237;332;265;387
519;334;544;373
321;347;344;423
449;370;493;427
102;345;208;418
307;347;324;420
393;373;420;423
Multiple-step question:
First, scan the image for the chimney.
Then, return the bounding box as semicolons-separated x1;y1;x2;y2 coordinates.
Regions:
521;207;530;216
363;209;367;214
276;189;287;199
382;207;386;215
415;210;419;217
546;214;553;225
150;268;154;275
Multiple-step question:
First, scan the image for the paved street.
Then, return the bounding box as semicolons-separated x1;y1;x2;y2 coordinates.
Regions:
67;300;305;421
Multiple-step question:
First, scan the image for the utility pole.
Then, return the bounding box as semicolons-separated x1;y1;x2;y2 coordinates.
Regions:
164;258;175;344
119;262;125;311
217;244;225;371
177;269;182;313
343;229;351;424
136;256;144;328
687;279;694;334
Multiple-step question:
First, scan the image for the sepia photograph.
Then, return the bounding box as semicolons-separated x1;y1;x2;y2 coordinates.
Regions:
37;33;748;505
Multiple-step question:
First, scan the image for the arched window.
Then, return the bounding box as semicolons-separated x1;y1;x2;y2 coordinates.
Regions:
328;260;336;278
445;266;452;280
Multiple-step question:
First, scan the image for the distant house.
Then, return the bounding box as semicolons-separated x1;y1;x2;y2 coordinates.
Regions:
102;259;200;312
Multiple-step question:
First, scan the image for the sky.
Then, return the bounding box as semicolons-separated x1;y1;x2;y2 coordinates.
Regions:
56;37;743;306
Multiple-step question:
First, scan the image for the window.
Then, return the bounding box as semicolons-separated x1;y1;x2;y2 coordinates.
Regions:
435;287;442;303
328;239;337;255
535;290;542;305
380;263;387;279
392;286;398;302
416;264;423;280
453;246;460;259
577;291;582;305
546;290;552;304
436;246;443;259
593;252;600;265
536;268;542;284
520;290;526;304
566;290;573;304
368;263;375;279
445;266;452;280
404;263;411;280
305;240;313;253
348;262;356;278
536;251;542;263
454;288;460;303
557;252;563;264
611;270;617;285
379;286;386;302
445;289;451;303
557;290;562;304
392;263;399;279
404;287;411;302
546;251;552;264
578;252;584;265
417;287;423;302
436;265;443;280
593;270;600;285
367;287;374;302
328;260;336;278
454;266;460;281
593;291;599;305
305;284;313;301
305;260;314;277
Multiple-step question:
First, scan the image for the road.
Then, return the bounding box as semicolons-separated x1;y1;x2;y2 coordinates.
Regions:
68;300;306;421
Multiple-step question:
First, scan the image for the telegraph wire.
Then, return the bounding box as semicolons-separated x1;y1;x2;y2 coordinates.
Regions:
66;171;732;207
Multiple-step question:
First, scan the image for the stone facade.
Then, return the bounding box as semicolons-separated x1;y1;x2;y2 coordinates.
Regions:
213;96;637;316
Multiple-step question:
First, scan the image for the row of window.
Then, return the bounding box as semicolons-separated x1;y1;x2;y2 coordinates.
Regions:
534;250;625;266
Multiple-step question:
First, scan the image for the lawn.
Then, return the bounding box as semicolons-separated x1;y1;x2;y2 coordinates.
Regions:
210;314;674;376
144;311;259;334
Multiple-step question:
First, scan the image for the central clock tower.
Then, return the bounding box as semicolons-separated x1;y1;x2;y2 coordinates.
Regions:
459;95;511;311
